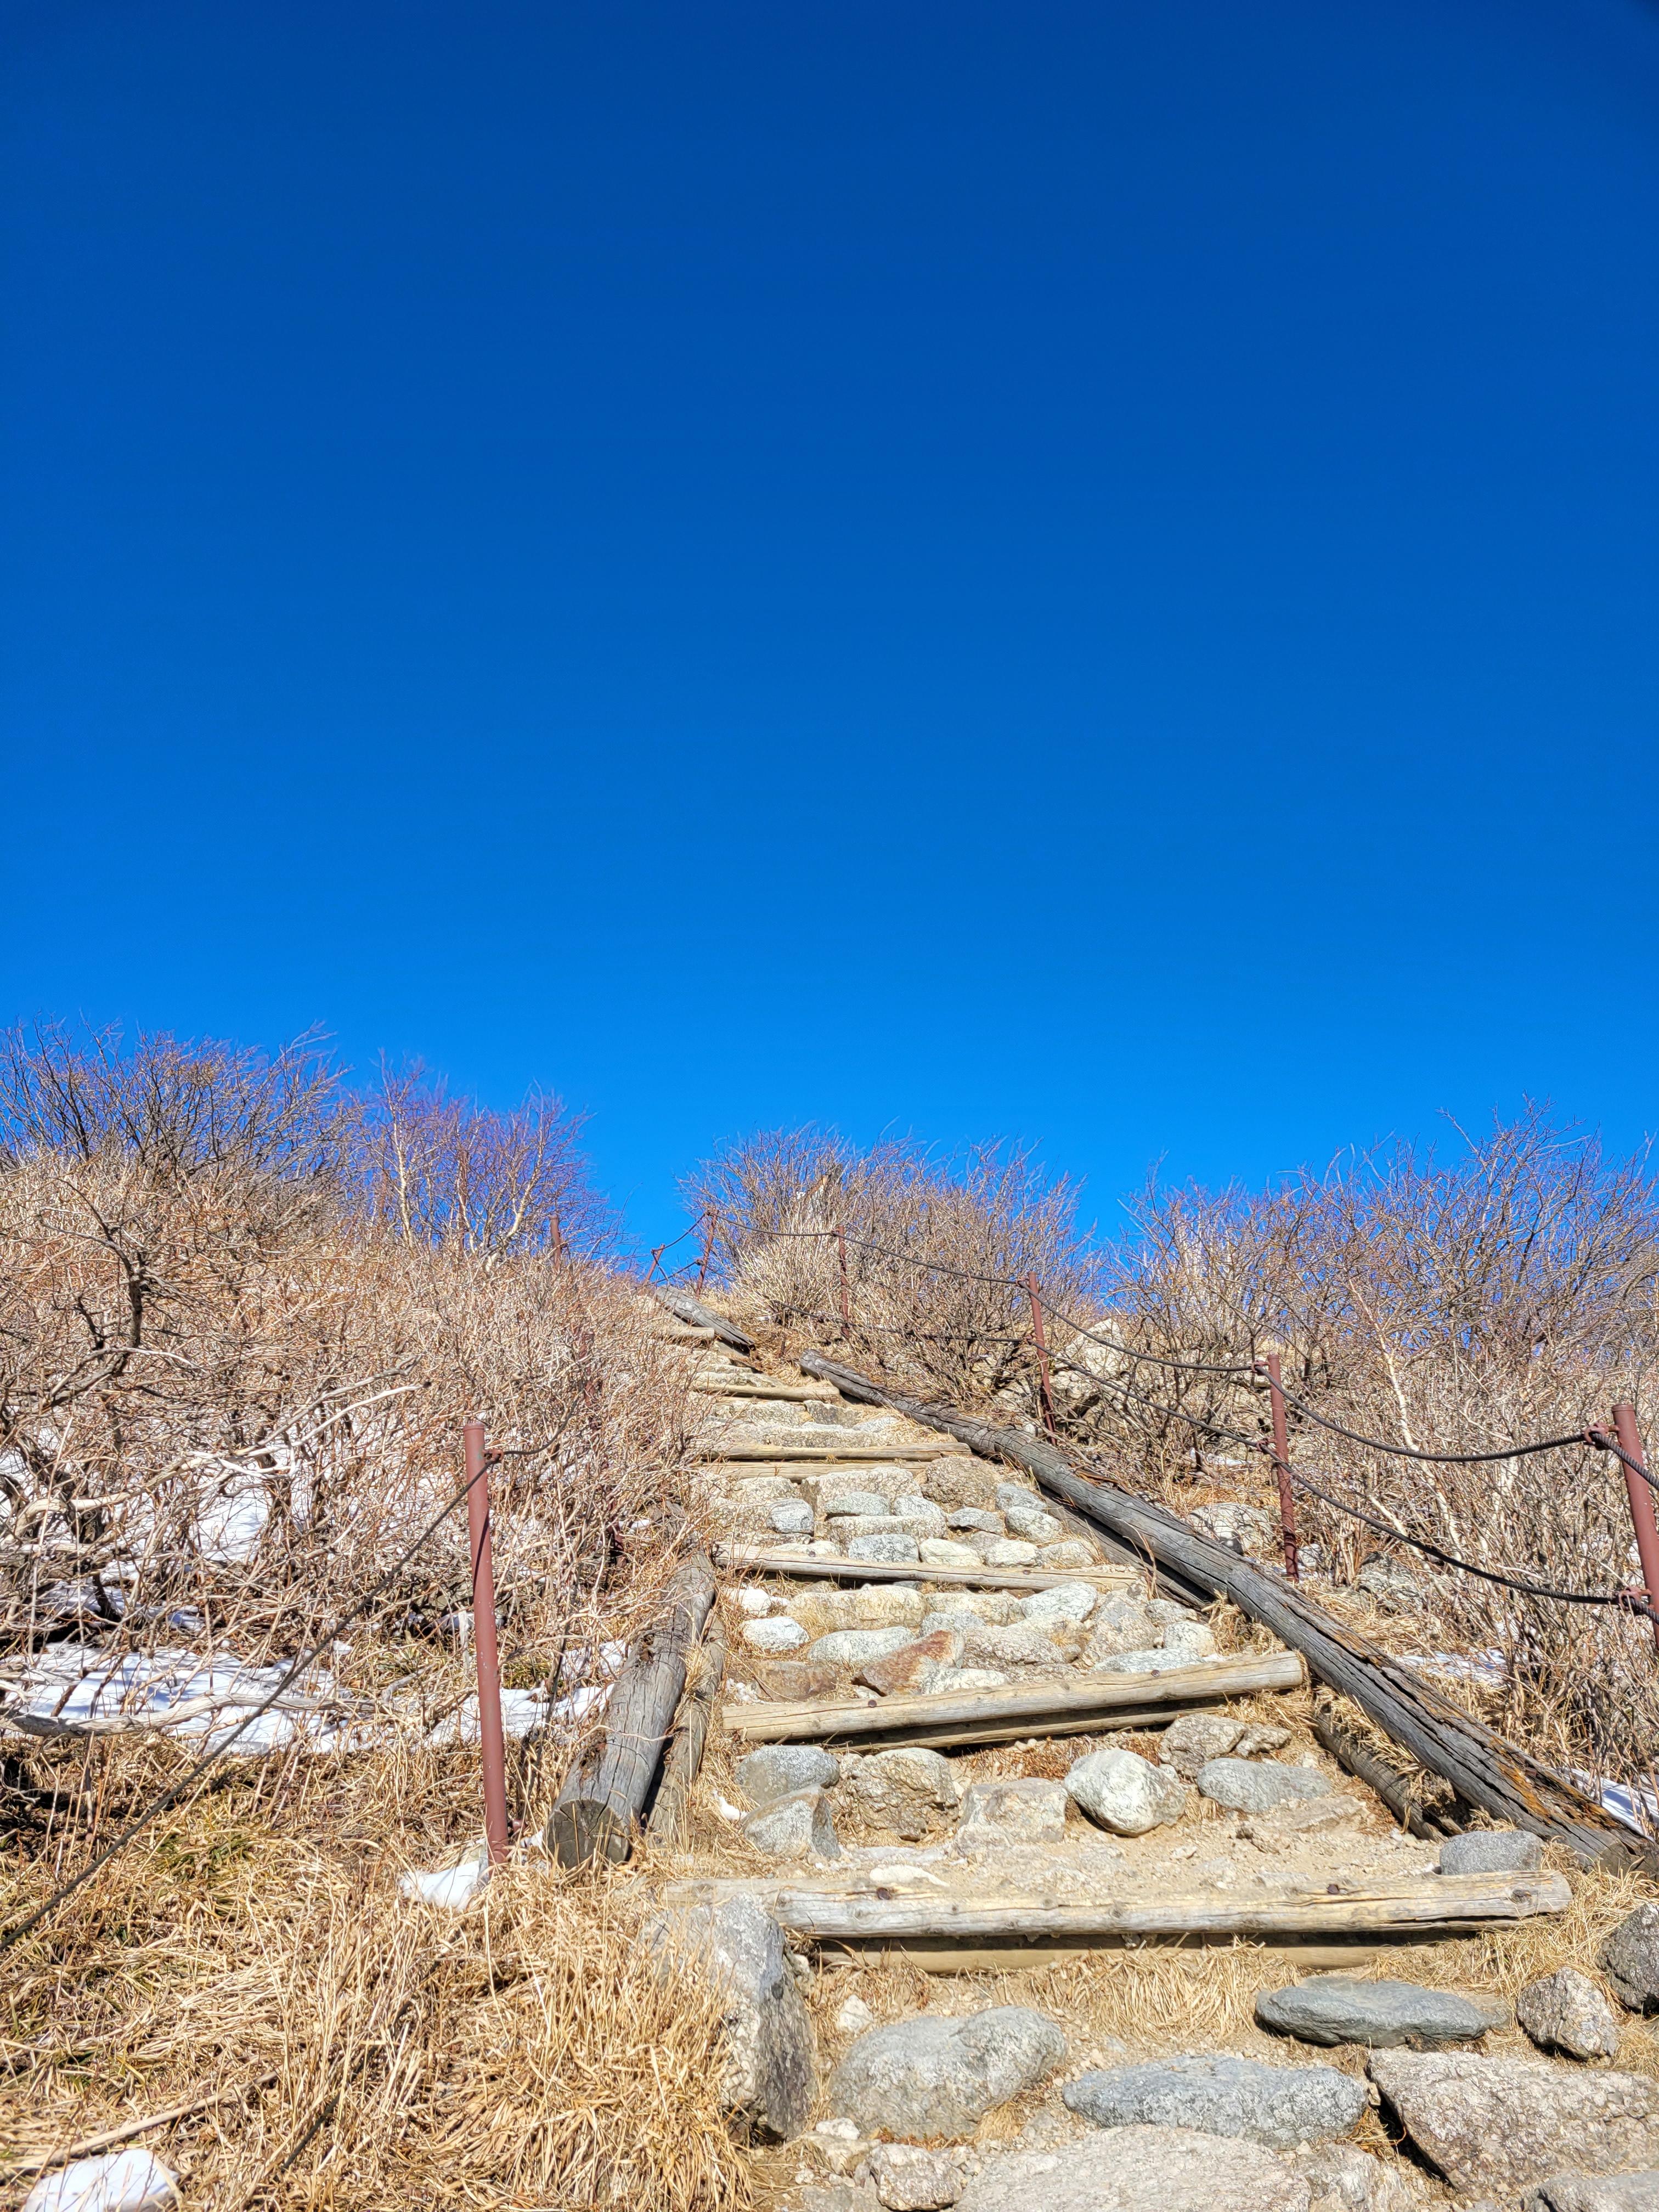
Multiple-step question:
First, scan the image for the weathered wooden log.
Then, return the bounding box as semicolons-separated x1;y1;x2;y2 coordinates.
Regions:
550;1556;716;1866
651;1287;757;1353
1312;1698;1459;1842
725;1650;1306;1749
766;1868;1571;1947
798;1350;1654;1871
713;1544;1138;1595
645;1615;727;1847
700;1442;961;1462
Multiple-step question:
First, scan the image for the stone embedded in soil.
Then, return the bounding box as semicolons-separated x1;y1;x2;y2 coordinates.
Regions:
961;1621;1082;1672
760;1661;840;1700
808;1626;918;1666
1197;1757;1332;1812
1160;1711;1246;1776
1003;1504;1065;1543
1161;1617;1217;1660
1090;1646;1230;1678
981;1539;1041;1566
1288;2140;1426;2211
848;1533;923;1564
1438;1828;1544;1877
861;2141;964;2209
893;1495;949;1537
743;1614;810;1652
1240;1795;1364;1840
838;1746;963;1837
1038;1540;1102;1568
927;1666;1009;1692
1599;1904;1659;2013
643;1893;816;2139
956;1776;1069;1846
995;1483;1039;1512
948;1508;1005;1534
856;1630;964;1696
1234;1723;1293;1757
802;1587;927;1632
1066;1746;1188;1835
1367;2050;1659;2196
737;1743;841;1804
771;1500;816;1535
1083;1595;1164;1660
1063;2052;1367;2148
1525;2174;1659;2210
742;1786;840;1859
1515;1968;1622;2060
1017;1582;1099;1626
737;1587;781;1616
1255;1976;1502;2049
919;1539;988;1569
836;1993;876;2035
824;1492;896;1519
828;2005;1066;2140
951;2126;1313;2212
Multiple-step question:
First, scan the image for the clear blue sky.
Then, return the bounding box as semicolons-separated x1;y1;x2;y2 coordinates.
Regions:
5;1;1657;1251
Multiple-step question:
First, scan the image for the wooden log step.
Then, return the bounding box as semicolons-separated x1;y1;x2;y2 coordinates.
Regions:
714;1545;1139;1595
692;1379;839;1400
812;1939;1412;1973
697;1442;962;1462
724;1650;1306;1747
768;1869;1571;1948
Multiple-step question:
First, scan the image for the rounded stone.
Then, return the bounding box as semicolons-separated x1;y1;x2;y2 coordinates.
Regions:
847;1533;922;1564
1438;1828;1544;1877
1255;1976;1501;2049
808;1624;916;1666
1017;1582;1099;1626
736;1743;842;1804
769;1500;815;1536
742;1615;809;1652
1063;2053;1367;2148
1066;1746;1188;1835
828;2005;1066;2140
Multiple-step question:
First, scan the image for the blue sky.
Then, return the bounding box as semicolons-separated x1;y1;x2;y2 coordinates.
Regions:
5;0;1657;1251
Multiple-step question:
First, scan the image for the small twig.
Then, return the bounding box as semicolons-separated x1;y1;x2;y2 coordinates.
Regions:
6;2069;278;2179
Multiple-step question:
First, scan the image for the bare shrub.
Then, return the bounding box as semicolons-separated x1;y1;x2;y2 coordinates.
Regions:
684;1125;1101;1404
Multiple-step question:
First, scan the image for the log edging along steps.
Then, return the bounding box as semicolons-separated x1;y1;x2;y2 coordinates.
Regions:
797;1350;1658;1872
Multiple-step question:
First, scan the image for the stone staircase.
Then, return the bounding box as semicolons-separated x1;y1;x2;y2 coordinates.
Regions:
645;1317;1659;2212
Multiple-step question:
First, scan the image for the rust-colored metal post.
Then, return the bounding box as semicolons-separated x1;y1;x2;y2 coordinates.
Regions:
1024;1275;1059;1442
644;1242;665;1286
1612;1403;1659;1655
696;1209;714;1293
836;1224;852;1336
464;1419;511;1864
1264;1354;1300;1581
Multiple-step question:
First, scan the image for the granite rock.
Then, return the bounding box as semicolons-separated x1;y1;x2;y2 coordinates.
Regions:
861;2141;964;2209
742;1786;840;1859
1524;2175;1659;2210
857;1630;964;1696
1017;1582;1099;1627
809;1626;918;1667
1255;1976;1501;2049
736;1743;842;1803
848;1533;923;1564
919;1540;988;1569
1438;1829;1544;1877
644;1894;816;2138
743;1615;810;1652
1368;2050;1659;2195
1003;1505;1065;1544
1197;1757;1333;1812
828;2006;1066;2141
956;1777;1070;1847
1066;1746;1188;1835
1516;1968;1622;2061
951;2128;1311;2212
1159;1711;1246;1777
1063;2054;1367;2147
839;1747;964;1837
1600;1904;1659;2013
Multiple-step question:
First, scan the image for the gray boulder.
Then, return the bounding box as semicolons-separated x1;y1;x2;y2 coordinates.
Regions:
1516;1968;1622;2060
743;1614;810;1652
1255;1976;1500;2049
948;1508;1005;1534
1066;1746;1188;1835
961;1621;1081;1672
1017;1582;1099;1627
1525;2176;1659;2211
956;1777;1069;1847
1288;2141;1426;2210
644;1893;816;2138
825;1492;896;1519
1160;1711;1246;1777
1368;2050;1659;2196
1197;1757;1333;1812
737;1743;841;1804
1091;1646;1231;1677
809;1626;918;1667
1063;2053;1365;2147
861;2141;963;2209
828;2005;1066;2141
994;1483;1039;1513
848;1533;923;1564
742;1786;840;1860
1161;1617;1217;1660
1601;1903;1659;2013
839;1747;963;1838
951;2126;1311;2212
1438;1828;1544;1876
770;1499;816;1535
1084;1594;1165;1660
1003;1504;1065;1543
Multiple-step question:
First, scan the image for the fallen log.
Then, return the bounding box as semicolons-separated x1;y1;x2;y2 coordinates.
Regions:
798;1350;1654;1871
651;1286;757;1354
1312;1697;1459;1842
699;1442;961;1462
714;1544;1138;1595
550;1555;716;1867
724;1650;1305;1750
645;1615;727;1847
767;1868;1571;1948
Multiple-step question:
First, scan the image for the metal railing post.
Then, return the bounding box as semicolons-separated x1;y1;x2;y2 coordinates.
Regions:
464;1419;511;1863
1024;1275;1059;1442
696;1208;714;1292
1263;1354;1301;1581
1612;1403;1659;1655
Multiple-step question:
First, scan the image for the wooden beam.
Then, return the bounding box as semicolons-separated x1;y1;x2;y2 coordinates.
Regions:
767;1869;1570;1946
550;1555;716;1867
797;1350;1655;1871
714;1544;1138;1595
698;1443;962;1462
651;1286;757;1354
724;1650;1305;1747
645;1615;726;1848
